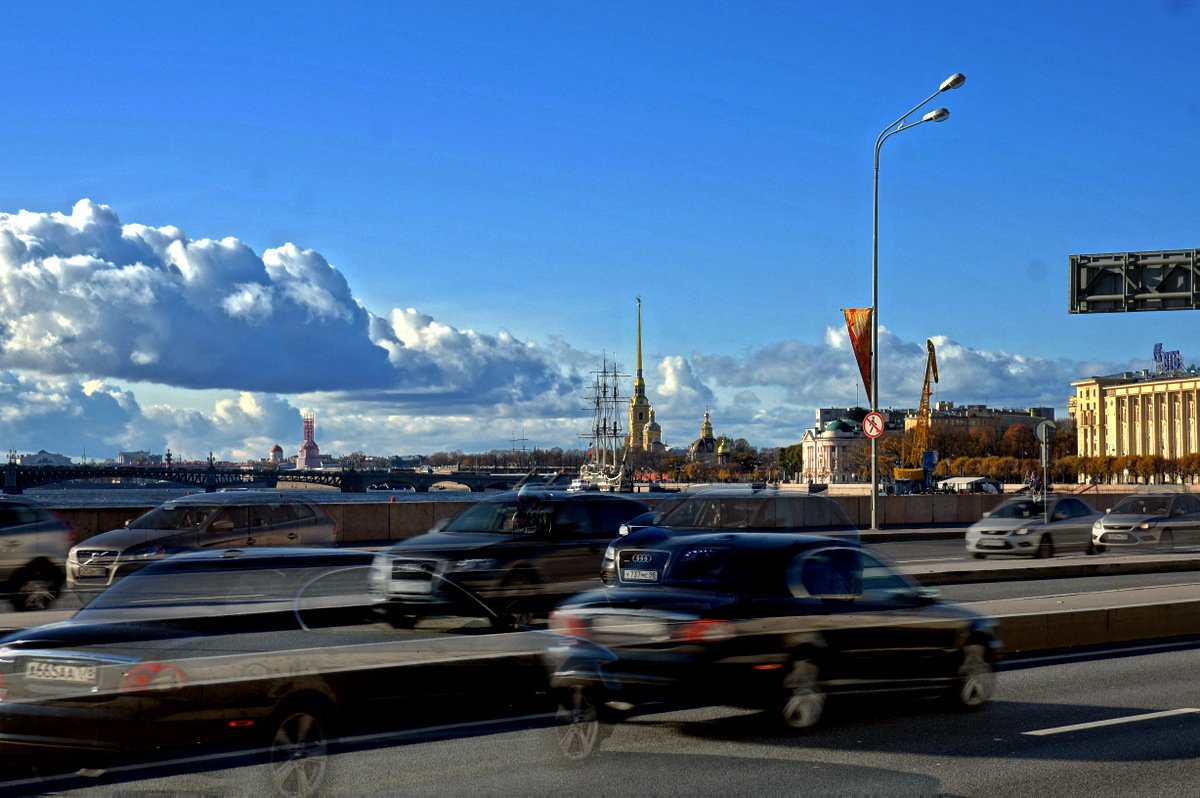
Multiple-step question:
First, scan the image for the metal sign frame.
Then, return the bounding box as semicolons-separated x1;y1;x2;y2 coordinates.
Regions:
1070;250;1200;313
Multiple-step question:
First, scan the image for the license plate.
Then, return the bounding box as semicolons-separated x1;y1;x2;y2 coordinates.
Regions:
621;568;659;582
977;539;1007;548
1107;533;1131;541
76;566;107;578
25;660;98;684
593;615;668;637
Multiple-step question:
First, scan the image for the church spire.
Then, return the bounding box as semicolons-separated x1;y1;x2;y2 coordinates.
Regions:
634;296;645;396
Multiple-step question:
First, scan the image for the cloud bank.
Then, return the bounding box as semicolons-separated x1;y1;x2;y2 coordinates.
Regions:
0;202;1132;460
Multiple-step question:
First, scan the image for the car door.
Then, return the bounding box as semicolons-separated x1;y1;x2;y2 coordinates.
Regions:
788;547;963;688
244;502;300;546
198;505;252;548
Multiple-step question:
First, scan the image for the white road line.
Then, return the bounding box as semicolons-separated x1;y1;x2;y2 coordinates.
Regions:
1023;708;1200;736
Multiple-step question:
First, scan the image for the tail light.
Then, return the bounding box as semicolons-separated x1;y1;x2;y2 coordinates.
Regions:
549;611;589;638
119;661;187;695
676;618;737;643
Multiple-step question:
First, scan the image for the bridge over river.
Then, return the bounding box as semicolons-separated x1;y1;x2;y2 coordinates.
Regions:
1;463;572;494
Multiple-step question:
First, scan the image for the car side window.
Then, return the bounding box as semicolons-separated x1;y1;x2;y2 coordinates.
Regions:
786;548;861;600
593;500;642;536
552;502;592;537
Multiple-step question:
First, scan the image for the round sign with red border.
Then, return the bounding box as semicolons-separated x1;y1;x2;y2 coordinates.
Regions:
863;412;885;439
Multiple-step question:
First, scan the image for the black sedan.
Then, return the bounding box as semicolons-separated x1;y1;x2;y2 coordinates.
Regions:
0;548;616;795
552;533;999;731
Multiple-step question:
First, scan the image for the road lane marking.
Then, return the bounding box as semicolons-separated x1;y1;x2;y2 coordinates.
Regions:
1024;708;1200;736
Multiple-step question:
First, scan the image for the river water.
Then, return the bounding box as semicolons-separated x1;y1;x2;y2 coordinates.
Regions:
21;486;480;509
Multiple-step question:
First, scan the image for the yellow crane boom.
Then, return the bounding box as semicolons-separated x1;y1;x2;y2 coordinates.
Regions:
894;339;938;485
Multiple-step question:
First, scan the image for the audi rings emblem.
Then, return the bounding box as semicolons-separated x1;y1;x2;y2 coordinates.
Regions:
630;553;653;564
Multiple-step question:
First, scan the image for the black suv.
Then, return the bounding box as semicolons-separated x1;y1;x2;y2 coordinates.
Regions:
371;488;648;619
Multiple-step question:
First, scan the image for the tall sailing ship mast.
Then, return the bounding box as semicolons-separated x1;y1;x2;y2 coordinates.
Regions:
572;354;629;491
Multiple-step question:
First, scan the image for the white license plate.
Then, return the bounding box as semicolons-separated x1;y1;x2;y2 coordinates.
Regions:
25;660;98;684
1107;533;1131;541
593;616;669;637
621;569;659;582
76;566;107;578
977;539;1007;548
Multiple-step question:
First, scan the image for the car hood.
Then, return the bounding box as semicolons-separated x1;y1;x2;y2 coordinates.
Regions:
969;518;1046;533
387;530;521;555
1098;513;1162;526
72;526;188;551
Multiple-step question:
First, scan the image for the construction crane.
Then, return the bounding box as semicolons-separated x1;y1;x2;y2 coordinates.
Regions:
893;339;939;493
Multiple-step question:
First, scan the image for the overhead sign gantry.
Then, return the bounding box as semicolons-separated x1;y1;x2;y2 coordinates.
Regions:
1070;250;1200;313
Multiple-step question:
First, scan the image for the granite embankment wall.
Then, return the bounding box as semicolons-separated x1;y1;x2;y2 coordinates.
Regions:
54;491;1137;544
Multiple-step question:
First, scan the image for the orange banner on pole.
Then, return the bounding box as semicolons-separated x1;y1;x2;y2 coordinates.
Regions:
842;308;872;403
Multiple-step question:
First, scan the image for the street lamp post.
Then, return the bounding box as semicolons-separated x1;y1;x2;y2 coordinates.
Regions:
870;72;964;532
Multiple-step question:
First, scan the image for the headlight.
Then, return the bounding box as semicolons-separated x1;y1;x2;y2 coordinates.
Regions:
602;544;615;561
450;558;496;572
1012;528;1031;536
1137;521;1156;531
1092;520;1103;530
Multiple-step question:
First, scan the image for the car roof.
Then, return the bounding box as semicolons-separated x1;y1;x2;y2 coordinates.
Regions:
153;491;320;507
482;489;647;503
137;546;373;574
623;530;858;553
670;486;839;501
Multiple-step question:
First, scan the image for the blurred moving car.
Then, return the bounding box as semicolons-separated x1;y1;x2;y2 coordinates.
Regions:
965;495;1104;558
0;547;616;796
553;533;999;731
66;491;337;598
1092;489;1200;551
373;487;648;619
601;486;857;583
0;497;75;611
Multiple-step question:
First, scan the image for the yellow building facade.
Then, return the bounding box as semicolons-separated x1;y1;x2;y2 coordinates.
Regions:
1071;372;1200;459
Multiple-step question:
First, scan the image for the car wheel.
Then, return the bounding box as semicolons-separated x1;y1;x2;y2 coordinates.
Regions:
1086;541;1105;555
1157;530;1175;552
10;564;62;612
1034;535;1055;559
775;659;825;731
553;685;603;762
945;642;994;711
263;703;332;798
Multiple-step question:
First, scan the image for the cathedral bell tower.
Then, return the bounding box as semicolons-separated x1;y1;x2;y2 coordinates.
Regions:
627;296;653;451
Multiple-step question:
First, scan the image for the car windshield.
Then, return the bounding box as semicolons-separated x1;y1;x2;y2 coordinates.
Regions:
658;497;765;529
989;500;1048;519
442;498;554;535
1112;496;1173;515
79;559;372;621
128;504;223;530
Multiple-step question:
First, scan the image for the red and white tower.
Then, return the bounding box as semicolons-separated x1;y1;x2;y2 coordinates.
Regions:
297;412;322;469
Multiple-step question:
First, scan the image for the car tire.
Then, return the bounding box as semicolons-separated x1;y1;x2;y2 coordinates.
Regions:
9;563;62;612
1157;530;1175;552
262;701;334;798
1086;541;1105;555
1034;536;1055;559
552;685;604;762
945;642;994;711
775;658;825;731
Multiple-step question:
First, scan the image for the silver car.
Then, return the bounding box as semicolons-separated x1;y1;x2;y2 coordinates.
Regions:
0;497;75;611
965;495;1103;559
1091;490;1200;551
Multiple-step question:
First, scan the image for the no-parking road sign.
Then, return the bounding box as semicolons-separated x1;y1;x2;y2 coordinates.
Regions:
863;412;885;439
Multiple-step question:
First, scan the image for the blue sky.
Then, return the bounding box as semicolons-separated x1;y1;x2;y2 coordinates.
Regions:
0;1;1198;461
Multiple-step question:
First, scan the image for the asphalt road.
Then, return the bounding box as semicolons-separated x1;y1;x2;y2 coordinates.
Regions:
42;640;1200;797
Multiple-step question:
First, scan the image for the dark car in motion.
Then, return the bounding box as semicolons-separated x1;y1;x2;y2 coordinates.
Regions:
0;547;616;796
66;491;338;598
601;487;857;583
373;487;648;619
0;497;75;611
553;533;999;731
